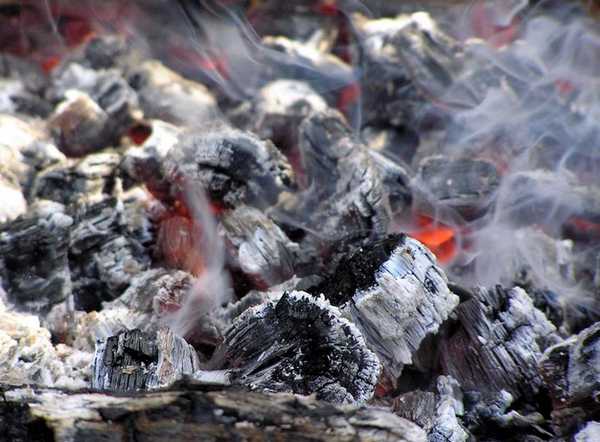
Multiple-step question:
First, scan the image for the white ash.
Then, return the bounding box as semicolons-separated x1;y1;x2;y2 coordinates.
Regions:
0;298;92;389
575;422;600;442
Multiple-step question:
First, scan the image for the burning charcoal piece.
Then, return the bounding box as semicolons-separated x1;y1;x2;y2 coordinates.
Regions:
353;12;460;128
68;197;151;312
30;151;121;206
92;328;200;392
221;205;300;287
0;211;72;312
440;286;559;406
208;291;381;405
312;234;458;379
48;91;110;157
393;376;469;442
81;35;129;70
229;79;327;153
0;54;51;117
291;109;397;243
127;60;218;126
538;322;600;436
120;119;180;196
166;125;294;209
362;125;420;165
414;156;500;219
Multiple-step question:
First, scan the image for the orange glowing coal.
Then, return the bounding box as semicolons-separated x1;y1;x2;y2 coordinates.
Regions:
408;215;457;264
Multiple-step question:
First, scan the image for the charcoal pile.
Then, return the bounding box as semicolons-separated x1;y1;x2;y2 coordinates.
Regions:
3;1;600;441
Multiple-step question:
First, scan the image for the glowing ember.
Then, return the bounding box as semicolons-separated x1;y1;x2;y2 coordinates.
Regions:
408;215;457;264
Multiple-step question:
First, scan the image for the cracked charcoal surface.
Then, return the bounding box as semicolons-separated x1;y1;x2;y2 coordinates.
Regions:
209;290;381;405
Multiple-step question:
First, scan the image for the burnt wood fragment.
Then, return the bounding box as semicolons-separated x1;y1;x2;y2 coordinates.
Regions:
440;286;559;406
209;291;381;405
0;385;427;442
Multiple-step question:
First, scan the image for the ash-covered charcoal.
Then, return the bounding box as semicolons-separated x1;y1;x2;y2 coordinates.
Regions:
261;36;354;96
393;375;469;442
538;322;600;436
92;327;200;392
0;298;92;389
127;60;218;126
208;291;381;405
120;119;180;196
0;54;51;117
414;156;500;219
311;234;458;379
0;210;72;313
221;205;300;287
68;197;152;312
165;125;294;209
228;79;327;153
353;12;460;129
78;35;130;70
439;286;560;407
30;151;121;206
289;109;397;243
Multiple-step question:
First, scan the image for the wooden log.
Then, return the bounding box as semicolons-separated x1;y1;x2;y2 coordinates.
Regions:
0;385;427;442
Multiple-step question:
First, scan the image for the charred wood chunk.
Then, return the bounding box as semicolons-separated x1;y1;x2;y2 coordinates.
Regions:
221;205;299;287
314;234;458;379
539;322;600;436
0;386;427;442
68;197;151;312
229;79;327;153
127;60;218;126
166;126;294;208
393;376;469;442
92;327;200;392
293;110;395;241
440;286;559;406
415;156;499;219
30;151;120;206
362;125;420;165
353;12;460;128
0;211;72;312
209;291;381;404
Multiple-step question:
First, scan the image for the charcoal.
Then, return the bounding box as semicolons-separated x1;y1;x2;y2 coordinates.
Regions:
221;205;300;287
440;286;559;406
393;376;469;442
312;234;459;379
127;60;218;126
208;291;381;405
414;156;500;219
228;79;327;153
81;35;129;70
30;151;121;205
538;322;600;435
165;125;294;208
92;327;200;392
68;197;152;312
120;119;180;196
353;12;460;128
0;210;72;312
289;109;397;244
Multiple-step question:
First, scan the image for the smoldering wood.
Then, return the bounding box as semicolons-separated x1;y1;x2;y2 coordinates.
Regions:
538;322;600;436
221;205;300;287
393;375;470;442
0;385;427;442
312;234;458;380
415;156;500;219
91;327;200;392
165;125;295;209
127;60;218;127
68;196;152;312
439;286;560;406
0;210;73;312
208;291;381;405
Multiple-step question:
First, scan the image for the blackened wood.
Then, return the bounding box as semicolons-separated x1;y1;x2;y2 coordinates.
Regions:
209;291;381;405
0;385;426;442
